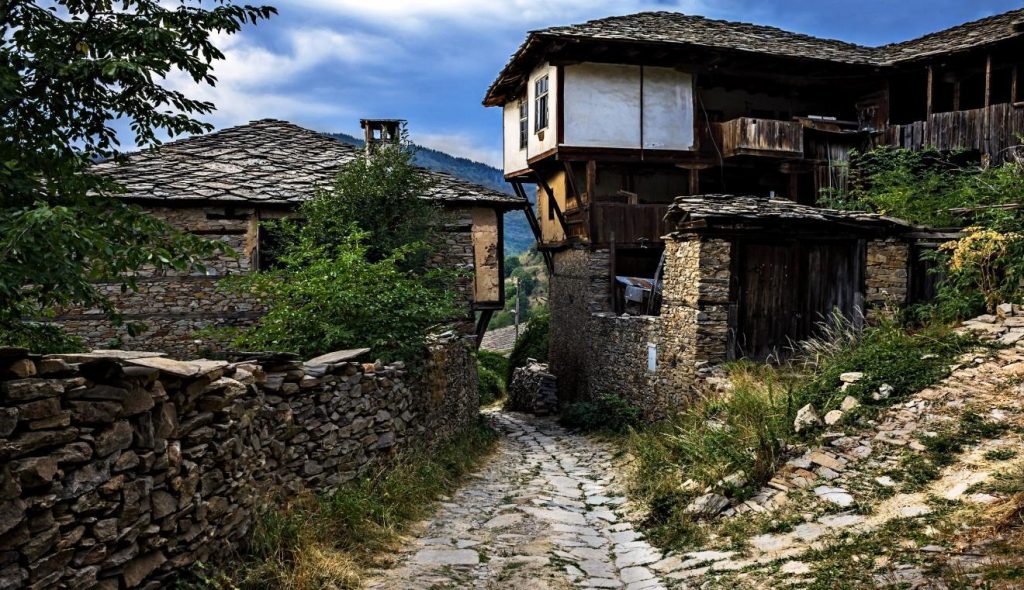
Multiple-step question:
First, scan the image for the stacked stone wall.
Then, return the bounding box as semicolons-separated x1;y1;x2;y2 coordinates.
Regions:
0;336;477;589
865;238;910;319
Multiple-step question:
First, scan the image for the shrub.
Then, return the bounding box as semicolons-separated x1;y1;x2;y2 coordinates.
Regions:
477;351;509;382
506;310;549;384
477;365;504;406
0;322;85;353
560;393;642;434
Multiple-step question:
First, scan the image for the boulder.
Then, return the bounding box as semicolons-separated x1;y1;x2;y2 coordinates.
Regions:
685;493;730;516
794;404;821;433
840;396;860;412
872;383;894;401
839;372;864;384
824;410;845;426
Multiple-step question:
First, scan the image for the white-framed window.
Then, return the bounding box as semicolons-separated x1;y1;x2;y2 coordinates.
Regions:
518;99;528;150
534;75;549;132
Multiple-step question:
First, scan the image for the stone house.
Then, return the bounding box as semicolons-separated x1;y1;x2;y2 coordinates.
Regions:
52;119;526;357
483;9;1024;415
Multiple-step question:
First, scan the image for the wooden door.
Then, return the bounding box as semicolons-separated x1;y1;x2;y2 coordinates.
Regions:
736;242;800;361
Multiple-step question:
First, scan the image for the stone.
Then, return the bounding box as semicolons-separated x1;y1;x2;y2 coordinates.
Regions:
411;549;479;566
10;457;58;489
794;404;821;433
780;561;811;575
0;429;78;460
69;401;120;424
685;493;730;516
839;372;864;383
122;551;167;587
813;486;855;508
4;359;36;379
0;409;18;437
151;491;177;519
997;303;1014;318
824;410;845;426
95;421;133;457
840;396;860;412
0;500;26;536
305;349;371;365
873;383;894;401
0;379;63;402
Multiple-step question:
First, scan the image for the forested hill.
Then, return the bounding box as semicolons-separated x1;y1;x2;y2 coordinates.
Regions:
329;132;535;255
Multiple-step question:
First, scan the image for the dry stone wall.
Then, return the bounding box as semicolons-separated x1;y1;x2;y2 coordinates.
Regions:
0;336;478;590
865;238;910;318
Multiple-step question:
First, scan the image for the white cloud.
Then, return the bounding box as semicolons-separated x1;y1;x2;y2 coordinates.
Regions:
414;131;504;168
297;0;710;32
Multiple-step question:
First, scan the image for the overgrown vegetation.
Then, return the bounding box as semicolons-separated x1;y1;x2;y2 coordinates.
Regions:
186;418;498;590
477;351;508;405
624;316;975;553
225;138;458;362
825;147;1024;317
0;0;275;350
489;249;549;330
505;310;549;384
560;393;642;434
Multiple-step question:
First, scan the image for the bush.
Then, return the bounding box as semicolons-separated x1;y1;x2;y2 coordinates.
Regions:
560;393;642;434
477;366;504;405
506;310;549;384
0;322;85;353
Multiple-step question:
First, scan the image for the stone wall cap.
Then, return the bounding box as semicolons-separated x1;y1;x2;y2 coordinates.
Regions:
44;350;167;363
125;356;226;378
305;348;372;365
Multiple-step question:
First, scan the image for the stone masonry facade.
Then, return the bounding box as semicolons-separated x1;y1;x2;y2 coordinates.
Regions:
549;235;908;420
0;336;478;589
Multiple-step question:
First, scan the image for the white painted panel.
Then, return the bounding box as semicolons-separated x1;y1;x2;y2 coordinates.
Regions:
527;63;558;157
643;68;694;150
563;63;642;148
503;101;528;174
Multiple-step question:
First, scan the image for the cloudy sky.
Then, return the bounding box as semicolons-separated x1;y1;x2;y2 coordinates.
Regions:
168;0;1023;168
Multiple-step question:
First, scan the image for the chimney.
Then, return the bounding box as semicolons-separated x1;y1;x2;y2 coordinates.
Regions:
360;119;404;155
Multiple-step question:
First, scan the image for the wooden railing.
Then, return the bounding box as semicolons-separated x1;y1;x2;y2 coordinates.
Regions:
874;103;1024;163
714;117;805;159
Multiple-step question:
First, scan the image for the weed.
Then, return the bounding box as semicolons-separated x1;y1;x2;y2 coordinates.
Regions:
560;393;641;434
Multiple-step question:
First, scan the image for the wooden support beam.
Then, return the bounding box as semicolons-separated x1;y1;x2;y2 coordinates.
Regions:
608;231;616;311
985;54;993;108
953;80;961;111
512;181;553;273
1013;65;1019;105
586;160;597;242
535;173;570;237
474;309;494;350
926;65;934;118
563;161;581;205
688;168;700;195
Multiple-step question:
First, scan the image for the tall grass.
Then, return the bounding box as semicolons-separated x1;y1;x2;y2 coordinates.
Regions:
185;418;498;590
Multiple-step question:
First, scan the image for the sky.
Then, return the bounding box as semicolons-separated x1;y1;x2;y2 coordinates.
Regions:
162;0;1024;168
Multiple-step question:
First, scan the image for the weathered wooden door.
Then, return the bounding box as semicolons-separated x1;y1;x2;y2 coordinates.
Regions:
736;240;861;361
736;242;800;361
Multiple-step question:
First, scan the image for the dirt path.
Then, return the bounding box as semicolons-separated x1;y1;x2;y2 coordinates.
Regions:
366;411;676;590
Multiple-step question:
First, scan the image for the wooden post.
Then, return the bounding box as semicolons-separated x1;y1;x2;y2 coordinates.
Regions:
926;65;934;118
689;168;700;195
985;54;993;108
586;160;597;244
953;80;961;111
1012;65;1019;104
608;232;617;311
514;276;521;341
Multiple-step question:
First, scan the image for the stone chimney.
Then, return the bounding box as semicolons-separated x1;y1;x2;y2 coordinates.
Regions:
360;119;404;155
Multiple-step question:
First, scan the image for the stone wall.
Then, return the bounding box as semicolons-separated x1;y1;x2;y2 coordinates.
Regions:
52;205;481;358
547;248;610;401
865;238;910;319
0;336;478;589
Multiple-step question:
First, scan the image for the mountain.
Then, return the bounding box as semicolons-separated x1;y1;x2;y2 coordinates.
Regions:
329;132;535;255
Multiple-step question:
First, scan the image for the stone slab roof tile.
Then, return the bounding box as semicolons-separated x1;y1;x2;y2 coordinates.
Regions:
666;194;912;231
94;119;526;209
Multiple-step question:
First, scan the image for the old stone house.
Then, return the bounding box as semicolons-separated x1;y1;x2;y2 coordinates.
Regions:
484;10;1024;414
53;119;526;357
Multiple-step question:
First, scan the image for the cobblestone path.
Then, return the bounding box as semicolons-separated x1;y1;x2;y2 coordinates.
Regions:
367;410;675;590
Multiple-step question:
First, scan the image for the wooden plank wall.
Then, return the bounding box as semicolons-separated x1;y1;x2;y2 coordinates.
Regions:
876;103;1024;162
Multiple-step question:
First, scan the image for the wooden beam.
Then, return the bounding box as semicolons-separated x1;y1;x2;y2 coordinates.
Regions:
926;65;934;118
985;54;993;108
1013;65;1019;105
953;80;961;111
474;309;494;350
689;168;701;195
535;173;570;237
608;231;616;311
563;161;581;205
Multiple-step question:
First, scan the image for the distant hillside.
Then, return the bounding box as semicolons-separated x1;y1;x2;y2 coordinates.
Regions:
329;132;535;255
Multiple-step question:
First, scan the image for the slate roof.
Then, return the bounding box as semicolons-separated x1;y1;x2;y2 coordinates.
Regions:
665;194;911;232
94;119;525;208
485;9;1024;105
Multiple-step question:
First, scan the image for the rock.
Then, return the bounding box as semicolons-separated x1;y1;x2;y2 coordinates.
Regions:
686;493;730;516
794;404;821;433
0;429;78;460
814;486;855;508
839;372;864;383
151;490;177;519
4;359;36;379
95;421;133;457
69;401;120;424
0;409;18;437
122;551;166;587
411;549;479;566
10;456;58;488
840;396;860;412
305;348;371;366
975;314;999;324
16;398;61;421
0;499;26;536
808;451;843;471
872;383;894;401
998;331;1024;346
0;378;63;402
122;389;155;416
997;303;1014;318
824;410;845;426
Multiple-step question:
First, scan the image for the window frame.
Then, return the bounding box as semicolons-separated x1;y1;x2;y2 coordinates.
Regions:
534;75;549;133
518;98;529;150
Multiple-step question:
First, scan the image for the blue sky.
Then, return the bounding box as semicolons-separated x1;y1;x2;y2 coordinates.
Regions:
165;0;1023;167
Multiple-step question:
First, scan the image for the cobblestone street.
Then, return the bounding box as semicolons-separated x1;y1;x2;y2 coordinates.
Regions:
368;411;675;590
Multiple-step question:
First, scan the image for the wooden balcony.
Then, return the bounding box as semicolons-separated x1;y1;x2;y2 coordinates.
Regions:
714;118;805;159
563;202;670;247
874;102;1024;164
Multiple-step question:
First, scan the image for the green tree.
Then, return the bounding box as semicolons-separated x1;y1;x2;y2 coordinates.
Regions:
228;139;458;361
0;0;276;346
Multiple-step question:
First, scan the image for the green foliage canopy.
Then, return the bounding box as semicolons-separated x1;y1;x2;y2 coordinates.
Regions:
0;0;275;344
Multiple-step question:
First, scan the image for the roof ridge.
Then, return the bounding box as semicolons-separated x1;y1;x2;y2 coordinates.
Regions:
878;7;1024;50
